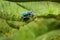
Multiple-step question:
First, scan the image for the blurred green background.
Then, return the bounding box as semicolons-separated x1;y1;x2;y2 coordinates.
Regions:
6;0;60;2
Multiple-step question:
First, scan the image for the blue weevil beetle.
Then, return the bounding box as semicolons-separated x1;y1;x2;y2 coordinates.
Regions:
21;10;33;22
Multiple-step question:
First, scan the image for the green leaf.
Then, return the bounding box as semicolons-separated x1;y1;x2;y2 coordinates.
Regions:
0;0;27;21
0;18;11;34
18;2;60;16
11;27;35;40
0;1;60;40
36;29;60;40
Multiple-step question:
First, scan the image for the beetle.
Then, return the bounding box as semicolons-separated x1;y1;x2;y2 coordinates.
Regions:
21;10;34;22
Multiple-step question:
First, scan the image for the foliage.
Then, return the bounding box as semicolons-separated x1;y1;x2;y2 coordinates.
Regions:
0;0;60;40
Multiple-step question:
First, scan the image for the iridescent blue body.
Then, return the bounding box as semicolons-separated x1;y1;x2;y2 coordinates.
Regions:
21;10;33;21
